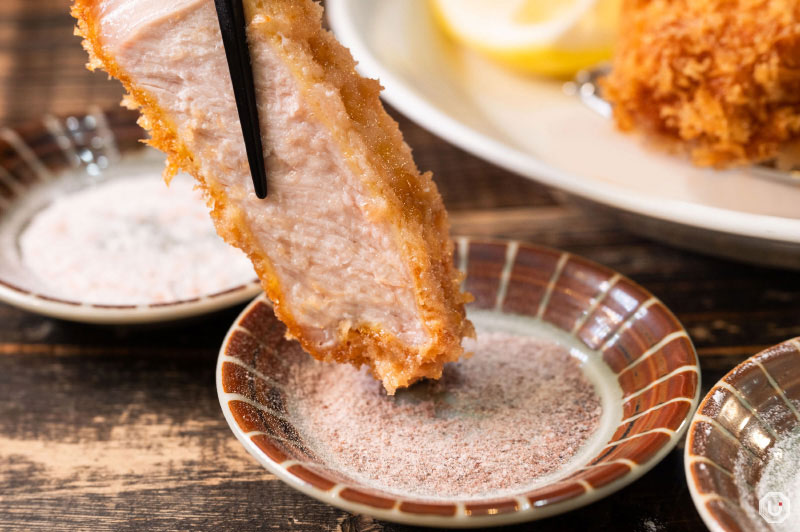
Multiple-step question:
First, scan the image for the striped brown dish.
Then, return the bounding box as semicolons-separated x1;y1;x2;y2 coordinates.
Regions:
0;108;260;324
217;238;700;527
686;338;800;532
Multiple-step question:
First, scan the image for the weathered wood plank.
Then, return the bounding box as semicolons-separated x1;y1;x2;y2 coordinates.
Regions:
0;347;701;532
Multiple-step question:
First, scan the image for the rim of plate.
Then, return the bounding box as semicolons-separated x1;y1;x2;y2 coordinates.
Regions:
217;238;701;528
0;278;261;325
0;107;261;324
326;0;800;245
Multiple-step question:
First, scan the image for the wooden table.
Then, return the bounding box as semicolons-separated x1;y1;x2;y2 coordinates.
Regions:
2;2;799;531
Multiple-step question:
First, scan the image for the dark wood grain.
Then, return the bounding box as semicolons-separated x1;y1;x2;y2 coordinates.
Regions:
2;1;800;531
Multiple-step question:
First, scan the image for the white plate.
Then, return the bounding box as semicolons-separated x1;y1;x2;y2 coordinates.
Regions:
327;0;800;269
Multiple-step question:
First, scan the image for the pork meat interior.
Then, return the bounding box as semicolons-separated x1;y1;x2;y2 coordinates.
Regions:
71;0;474;393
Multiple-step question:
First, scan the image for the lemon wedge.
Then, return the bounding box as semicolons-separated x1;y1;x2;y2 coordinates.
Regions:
431;0;621;78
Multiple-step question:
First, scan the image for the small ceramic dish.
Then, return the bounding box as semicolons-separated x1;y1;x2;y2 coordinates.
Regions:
0;108;260;324
217;238;700;527
685;337;800;532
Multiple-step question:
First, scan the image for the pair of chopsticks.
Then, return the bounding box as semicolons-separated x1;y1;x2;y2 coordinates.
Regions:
214;0;268;198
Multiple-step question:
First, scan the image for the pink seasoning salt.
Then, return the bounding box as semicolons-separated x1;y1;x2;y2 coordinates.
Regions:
19;174;255;305
288;331;603;499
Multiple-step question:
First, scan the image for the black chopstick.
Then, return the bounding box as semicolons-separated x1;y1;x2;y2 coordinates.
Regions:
214;0;268;198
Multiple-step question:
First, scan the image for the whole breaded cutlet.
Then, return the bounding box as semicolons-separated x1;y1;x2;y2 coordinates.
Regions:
603;0;800;167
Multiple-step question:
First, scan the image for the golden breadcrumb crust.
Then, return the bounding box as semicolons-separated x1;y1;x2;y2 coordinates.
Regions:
71;0;473;393
602;0;800;167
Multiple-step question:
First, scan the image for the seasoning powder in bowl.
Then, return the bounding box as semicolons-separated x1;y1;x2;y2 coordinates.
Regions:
736;427;800;532
18;173;255;305
286;311;617;500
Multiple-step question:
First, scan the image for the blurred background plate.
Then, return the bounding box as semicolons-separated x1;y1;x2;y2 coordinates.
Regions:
0;108;261;324
327;0;800;270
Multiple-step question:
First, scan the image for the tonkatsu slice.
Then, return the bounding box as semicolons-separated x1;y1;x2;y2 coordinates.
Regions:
72;0;474;393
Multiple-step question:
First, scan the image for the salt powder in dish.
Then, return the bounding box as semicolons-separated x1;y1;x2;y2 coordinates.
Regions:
287;330;603;499
18;174;255;305
736;427;800;532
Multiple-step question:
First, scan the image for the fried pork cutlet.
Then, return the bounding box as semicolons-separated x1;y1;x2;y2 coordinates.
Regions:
71;0;473;393
603;0;800;167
